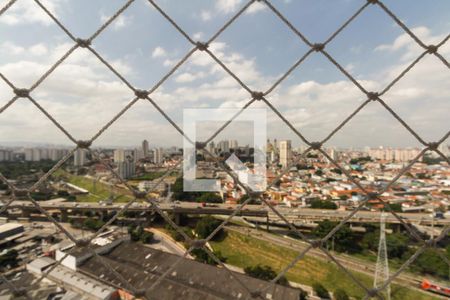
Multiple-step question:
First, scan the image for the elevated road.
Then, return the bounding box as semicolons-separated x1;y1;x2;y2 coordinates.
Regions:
2;200;449;226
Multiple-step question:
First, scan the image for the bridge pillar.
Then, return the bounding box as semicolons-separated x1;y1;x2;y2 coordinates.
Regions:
173;213;181;225
145;212;153;225
21;209;31;218
60;209;68;222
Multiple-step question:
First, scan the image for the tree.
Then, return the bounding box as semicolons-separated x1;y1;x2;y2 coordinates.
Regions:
244;265;288;286
298;288;308;300
315;169;323;176
310;200;337;210
191;248;226;265
312;282;329;299
171;177;223;203
0;250;19;269
195;216;222;240
412;248;449;279
334;289;349;300
197;192;222;203
313;220;360;253
386;203;402;212
140;231;154;244
238;194;259;205
83;218;104;231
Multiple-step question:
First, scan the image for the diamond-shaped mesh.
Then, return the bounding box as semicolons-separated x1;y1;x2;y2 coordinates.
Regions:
0;0;449;299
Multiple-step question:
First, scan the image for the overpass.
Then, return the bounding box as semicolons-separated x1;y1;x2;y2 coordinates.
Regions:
2;201;449;227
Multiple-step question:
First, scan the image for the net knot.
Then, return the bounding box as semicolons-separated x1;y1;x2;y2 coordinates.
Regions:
427;142;439;150
77;140;91;149
367;192;379;200
190;239;206;249
195;141;206;150
311;239;322;248
196;42;209;51
427;44;438;54
76;238;90;247
367;288;378;297
76;38;91;48
367;92;379;101
135;89;149;99
133;190;147;199
312;43;325;52
251;91;264;100
310;142;322;150
367;0;378;4
14;88;29;98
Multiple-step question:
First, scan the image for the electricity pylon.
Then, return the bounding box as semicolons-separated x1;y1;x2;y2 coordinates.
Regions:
374;212;391;300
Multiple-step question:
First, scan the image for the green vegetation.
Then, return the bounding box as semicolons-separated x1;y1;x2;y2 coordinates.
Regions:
195;216;223;240
312;282;330;299
313;220;361;253
310;200;337;210
312;220;450;281
0;250;19;269
210;230;437;300
334;289;349;300
128;225;154;244
54;169;132;203
299;288;308;300
244;264;288;286
132;171;166;181
350;156;372;164
0;160;54;179
171;177;222;203
238;194;259;205
82;218;105;231
191;248;226;265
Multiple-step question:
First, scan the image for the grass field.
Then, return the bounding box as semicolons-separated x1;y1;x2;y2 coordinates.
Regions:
54;169;133;202
210;231;438;300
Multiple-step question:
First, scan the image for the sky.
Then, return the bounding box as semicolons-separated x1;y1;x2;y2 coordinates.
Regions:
0;0;449;149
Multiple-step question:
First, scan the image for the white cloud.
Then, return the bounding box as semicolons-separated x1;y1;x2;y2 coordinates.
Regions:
0;0;62;26
216;0;242;14
100;12;130;30
0;22;448;147
152;46;167;58
174;72;206;83
0;42;24;55
163;58;176;67
29;44;48;56
246;2;267;14
200;10;212;21
193;32;204;40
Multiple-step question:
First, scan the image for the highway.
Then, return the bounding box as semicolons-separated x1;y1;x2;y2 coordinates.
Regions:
3;200;449;225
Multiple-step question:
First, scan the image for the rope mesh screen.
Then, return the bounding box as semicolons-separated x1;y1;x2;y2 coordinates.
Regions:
0;0;449;299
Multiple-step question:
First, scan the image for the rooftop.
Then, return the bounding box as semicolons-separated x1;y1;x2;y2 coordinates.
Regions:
79;241;300;300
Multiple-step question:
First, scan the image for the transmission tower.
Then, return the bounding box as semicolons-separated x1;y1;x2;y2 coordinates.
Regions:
374;212;390;300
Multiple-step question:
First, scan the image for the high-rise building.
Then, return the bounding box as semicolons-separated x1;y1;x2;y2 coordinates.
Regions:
153;148;164;165
207;141;215;155
117;161;135;179
229;140;238;149
218;140;230;153
32;148;41;161
0;150;12;162
74;149;87;167
114;149;134;163
279;140;292;168
142;140;149;157
113;149;125;162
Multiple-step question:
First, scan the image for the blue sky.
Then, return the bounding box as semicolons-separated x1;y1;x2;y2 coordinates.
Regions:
0;0;449;149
